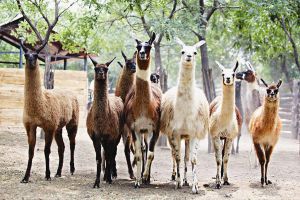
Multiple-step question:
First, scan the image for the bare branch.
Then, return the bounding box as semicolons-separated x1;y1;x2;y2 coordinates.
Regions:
206;0;218;21
16;0;43;41
168;0;177;19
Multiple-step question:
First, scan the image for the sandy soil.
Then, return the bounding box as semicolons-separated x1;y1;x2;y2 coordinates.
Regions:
0;126;299;200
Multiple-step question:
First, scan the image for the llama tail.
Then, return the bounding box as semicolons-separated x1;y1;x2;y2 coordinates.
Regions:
221;138;226;178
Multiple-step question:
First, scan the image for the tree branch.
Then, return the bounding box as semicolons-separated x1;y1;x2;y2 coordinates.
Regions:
16;0;43;41
168;0;177;19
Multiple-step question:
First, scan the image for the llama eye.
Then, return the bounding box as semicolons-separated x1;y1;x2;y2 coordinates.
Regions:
194;52;197;55
266;89;271;93
181;51;185;54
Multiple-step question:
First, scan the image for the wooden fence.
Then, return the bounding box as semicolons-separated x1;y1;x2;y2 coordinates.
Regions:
0;68;87;128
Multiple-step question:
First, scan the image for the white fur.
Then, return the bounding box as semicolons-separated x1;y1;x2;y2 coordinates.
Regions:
132;116;154;134
136;67;150;81
161;38;209;192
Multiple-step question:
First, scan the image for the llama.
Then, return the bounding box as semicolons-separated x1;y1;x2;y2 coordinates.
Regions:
115;51;137;180
209;61;242;189
249;79;282;186
160;38;208;194
150;72;160;84
233;81;243;154
123;33;162;188
86;56;123;188
20;42;79;183
236;62;263;126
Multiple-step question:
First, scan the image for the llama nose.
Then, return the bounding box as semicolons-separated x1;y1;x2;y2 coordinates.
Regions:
187;55;192;58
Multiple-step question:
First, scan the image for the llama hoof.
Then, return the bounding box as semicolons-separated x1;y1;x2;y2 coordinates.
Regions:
20;177;29;183
142;177;150;185
223;181;230;185
93;179;100;188
55;173;61;178
266;180;272;185
45;177;51;181
261;178;265;187
192;184;199;194
175;179;182;189
70;163;75;175
171;173;176;181
183;180;189;186
215;183;221;189
134;181;141;188
129;174;136;180
106;178;112;184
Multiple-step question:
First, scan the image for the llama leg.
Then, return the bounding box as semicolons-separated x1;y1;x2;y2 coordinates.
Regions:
124;136;135;179
169;134;182;189
190;138;200;194
143;131;159;184
21;124;37;183
54;129;65;177
112;142;118;179
66;124;77;175
236;134;241;154
223;138;233;185
212;136;222;189
168;135;176;181
183;139;190;186
103;141;112;184
102;150;106;180
92;134;101;188
44;131;54;181
264;145;274;185
141;135;147;176
254;142;265;186
133;131;142;188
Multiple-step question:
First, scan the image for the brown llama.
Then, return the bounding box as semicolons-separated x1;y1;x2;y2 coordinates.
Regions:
209;61;242;189
115;51;137;179
123;33;162;188
249;79;282;187
20;41;79;183
86;56;123;188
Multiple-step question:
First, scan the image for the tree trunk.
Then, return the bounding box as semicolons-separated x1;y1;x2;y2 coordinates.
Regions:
154;43;167;92
280;54;293;92
41;46;54;139
197;35;216;153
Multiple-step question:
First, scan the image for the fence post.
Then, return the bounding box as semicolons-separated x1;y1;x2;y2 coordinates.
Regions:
291;80;300;140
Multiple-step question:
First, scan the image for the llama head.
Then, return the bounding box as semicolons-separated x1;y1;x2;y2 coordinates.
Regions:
261;79;282;102
89;56;116;81
118;51;137;73
175;37;205;67
150;72;160;83
20;41;39;69
216;61;239;86
135;32;155;62
236;62;256;83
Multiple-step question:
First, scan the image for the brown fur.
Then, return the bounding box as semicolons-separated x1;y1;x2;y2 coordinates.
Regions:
249;83;282;186
21;58;79;183
123;35;162;186
86;61;124;187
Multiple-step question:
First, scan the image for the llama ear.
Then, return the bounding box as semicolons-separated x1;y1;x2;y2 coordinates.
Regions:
148;32;156;45
246;61;255;72
117;61;123;68
106;57;116;67
194;40;206;48
277;79;282;88
135;39;141;45
89;56;98;67
260;78;268;87
121;51;127;61
175;37;185;47
233;61;239;72
215;61;225;71
20;40;28;53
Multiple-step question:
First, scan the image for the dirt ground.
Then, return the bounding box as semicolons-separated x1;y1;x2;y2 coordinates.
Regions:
0;126;299;200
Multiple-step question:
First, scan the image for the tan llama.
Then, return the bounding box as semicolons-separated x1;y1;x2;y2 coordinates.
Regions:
249;79;282;187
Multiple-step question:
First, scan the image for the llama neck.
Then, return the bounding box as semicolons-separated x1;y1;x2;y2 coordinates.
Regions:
262;97;279;125
135;59;151;104
94;78;109;112
24;61;44;108
177;62;196;92
247;80;259;91
119;69;135;101
220;83;235;118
